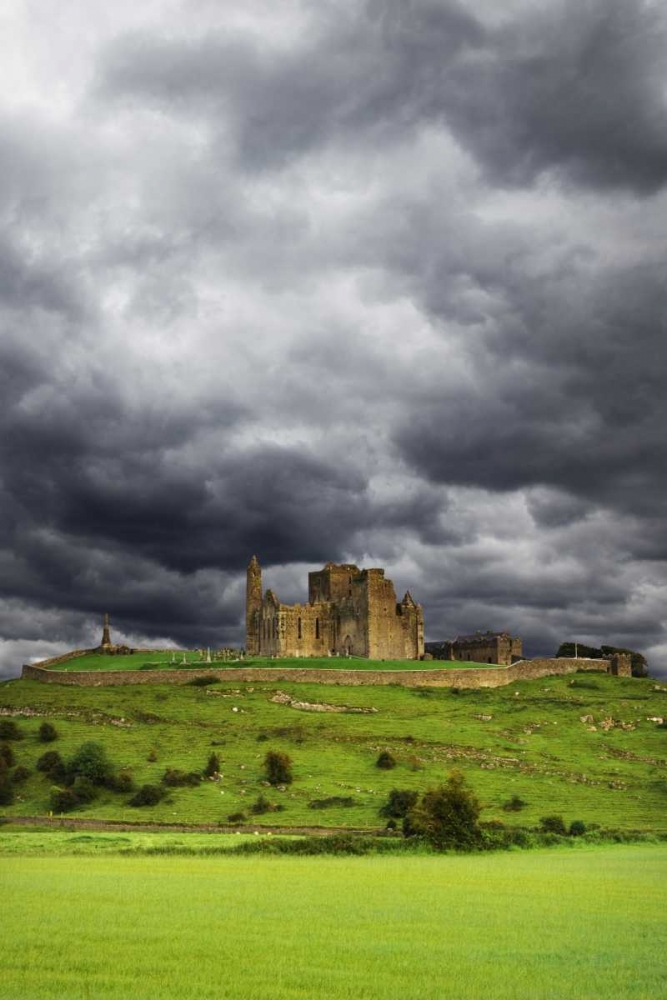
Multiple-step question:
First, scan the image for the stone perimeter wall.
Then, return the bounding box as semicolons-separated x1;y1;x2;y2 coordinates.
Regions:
21;656;623;689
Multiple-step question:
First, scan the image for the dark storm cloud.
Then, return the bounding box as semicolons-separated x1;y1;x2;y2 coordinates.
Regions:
98;0;667;192
394;257;667;528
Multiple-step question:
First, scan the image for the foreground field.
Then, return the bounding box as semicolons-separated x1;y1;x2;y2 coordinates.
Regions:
1;844;665;999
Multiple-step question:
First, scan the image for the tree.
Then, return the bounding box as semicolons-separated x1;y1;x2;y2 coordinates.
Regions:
38;722;58;743
556;641;649;677
264;750;293;786
204;752;220;778
405;770;481;850
67;742;113;785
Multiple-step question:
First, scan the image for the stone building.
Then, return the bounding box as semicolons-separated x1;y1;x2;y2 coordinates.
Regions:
246;556;424;660
426;631;523;666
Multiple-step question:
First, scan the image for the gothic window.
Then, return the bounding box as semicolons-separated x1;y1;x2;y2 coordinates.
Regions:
298;617;302;639
315;618;320;639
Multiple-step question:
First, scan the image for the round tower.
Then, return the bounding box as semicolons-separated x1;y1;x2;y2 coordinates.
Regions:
245;556;262;655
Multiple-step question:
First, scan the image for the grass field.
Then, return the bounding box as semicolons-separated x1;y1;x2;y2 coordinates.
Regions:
1;844;665;999
1;672;666;831
44;652;497;671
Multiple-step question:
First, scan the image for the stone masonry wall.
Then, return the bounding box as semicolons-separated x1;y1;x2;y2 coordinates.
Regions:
22;656;617;689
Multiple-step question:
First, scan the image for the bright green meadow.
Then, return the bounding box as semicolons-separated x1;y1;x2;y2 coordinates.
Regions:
1;669;666;831
1;844;665;999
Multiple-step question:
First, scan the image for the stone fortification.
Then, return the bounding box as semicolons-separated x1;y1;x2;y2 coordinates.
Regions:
246;557;424;660
22;655;631;688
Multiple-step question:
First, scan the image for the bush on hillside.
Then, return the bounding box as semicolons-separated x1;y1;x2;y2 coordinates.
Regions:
36;750;66;782
163;768;201;787
309;796;356;809
263;750;293;786
12;765;30;784
502;795;528;812
71;776;98;803
50;787;79;813
129;784;165;807
0;720;23;741
376;750;397;770
0;759;14;805
105;770;135;793
227;811;246;824
379;788;419;819
204;753;221;778
187;676;220;687
569;820;587;837
0;743;15;767
67;742;113;785
38;721;58;743
540;815;567;835
404;770;481;850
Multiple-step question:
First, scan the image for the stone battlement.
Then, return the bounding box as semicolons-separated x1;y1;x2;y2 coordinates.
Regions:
21;656;630;688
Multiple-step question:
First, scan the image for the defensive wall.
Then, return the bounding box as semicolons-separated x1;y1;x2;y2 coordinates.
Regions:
21;654;631;688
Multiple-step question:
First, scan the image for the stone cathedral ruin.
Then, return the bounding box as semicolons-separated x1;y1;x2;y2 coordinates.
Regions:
245;556;425;660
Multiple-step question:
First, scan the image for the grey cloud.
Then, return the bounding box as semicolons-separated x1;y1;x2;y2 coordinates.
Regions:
96;0;667;191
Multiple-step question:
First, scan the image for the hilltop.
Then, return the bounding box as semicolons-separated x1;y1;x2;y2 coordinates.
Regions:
1;669;665;832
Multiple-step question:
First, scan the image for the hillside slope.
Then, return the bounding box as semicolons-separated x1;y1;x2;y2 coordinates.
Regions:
1;672;665;831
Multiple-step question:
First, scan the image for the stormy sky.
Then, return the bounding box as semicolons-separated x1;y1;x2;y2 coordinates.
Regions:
1;0;666;678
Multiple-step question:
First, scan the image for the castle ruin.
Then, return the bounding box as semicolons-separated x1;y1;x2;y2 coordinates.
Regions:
245;556;424;660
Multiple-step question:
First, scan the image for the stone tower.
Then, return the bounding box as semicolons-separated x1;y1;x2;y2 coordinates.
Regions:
245;555;262;655
101;612;112;649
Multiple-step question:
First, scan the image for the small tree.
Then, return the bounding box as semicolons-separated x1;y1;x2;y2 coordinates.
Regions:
38;722;58;743
540;815;567;835
264;750;293;786
376;750;397;770
36;750;66;782
67;742;112;785
204;752;221;778
379;788;419;819
0;720;23;741
405;770;481;850
0;743;15;767
0;758;14;805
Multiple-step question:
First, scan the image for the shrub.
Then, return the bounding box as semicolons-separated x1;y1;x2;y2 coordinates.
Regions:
204;753;221;778
569;820;587;837
379;788;419;819
405;770;481;850
129;784;165;807
540;815;567;835
264;750;293;786
105;771;135;793
0;720;23;741
256;733;269;742
12;765;30;784
0;759;14;805
227;811;246;824
187;676;220;686
250;793;272;815
163;768;202;787
0;743;15;767
147;749;158;762
376;750;397;770
50;787;79;813
36;750;66;782
67;742;113;785
38;721;58;743
309;796;356;809
71;776;98;803
503;795;528;812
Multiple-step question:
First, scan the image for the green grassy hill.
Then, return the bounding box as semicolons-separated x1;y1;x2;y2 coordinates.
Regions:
45;652;496;671
1;669;665;831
